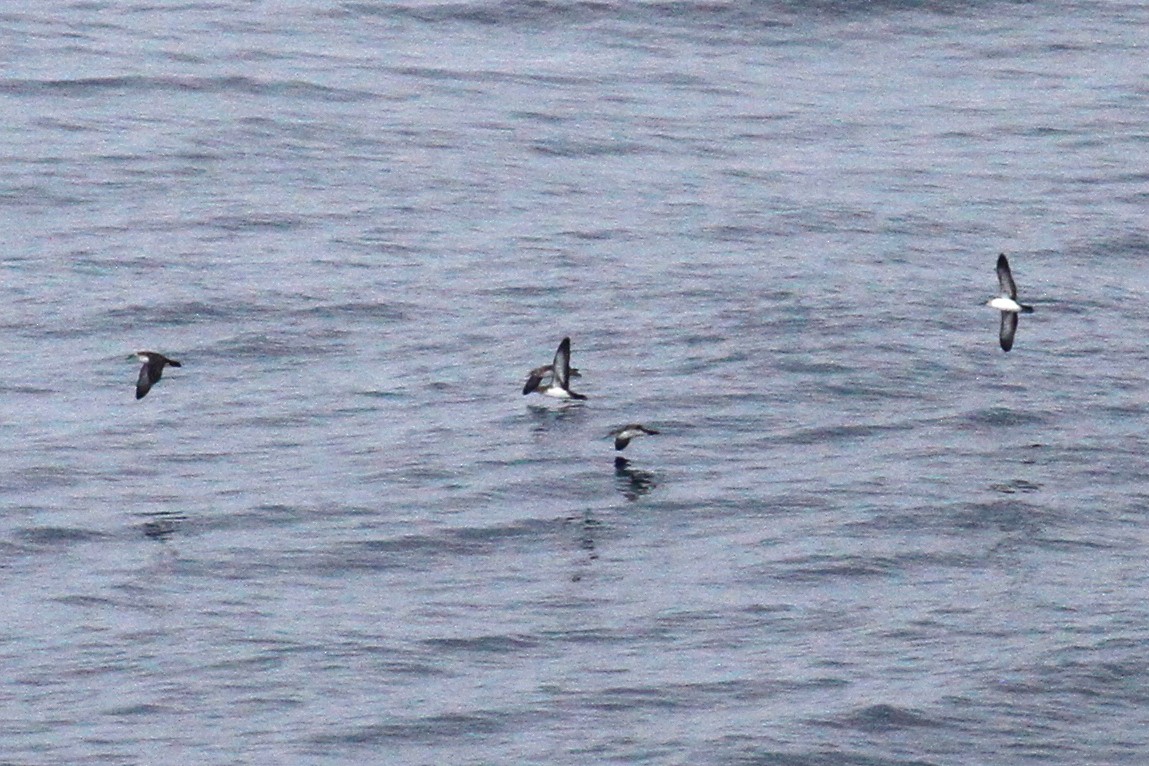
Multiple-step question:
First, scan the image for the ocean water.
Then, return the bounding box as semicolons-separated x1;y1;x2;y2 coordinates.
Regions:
2;0;1149;763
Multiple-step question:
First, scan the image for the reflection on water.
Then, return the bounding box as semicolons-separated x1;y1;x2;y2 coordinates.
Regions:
139;511;186;542
526;402;587;433
566;510;601;581
614;456;657;501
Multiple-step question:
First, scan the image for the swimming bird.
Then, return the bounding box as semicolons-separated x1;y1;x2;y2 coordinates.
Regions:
133;351;181;399
609;424;659;451
987;253;1034;352
521;362;580;394
522;337;586;400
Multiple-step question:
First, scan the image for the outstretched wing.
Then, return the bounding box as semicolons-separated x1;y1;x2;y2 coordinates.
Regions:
999;311;1018;352
136;363;155;399
996;253;1018;299
552;337;573;389
522;366;547;395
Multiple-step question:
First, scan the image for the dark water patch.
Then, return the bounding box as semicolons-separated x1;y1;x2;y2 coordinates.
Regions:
0;182;89;210
288;301;412;322
356;389;406;402
780;421;913;446
206;212;314;233
14;526;111;546
700;222;782;244
388;64;587;88
614;459;658;501
817;382;926;402
213;330;348;359
775;554;903;582
328;517;568;570
769;204;878;236
950;499;1044;534
1026;535;1123;553
776;358;854;376
102;299;248;328
53;594;117;608
585;685;686;712
137;510;187;542
557;226;636;242
159;451;230;465
1082;230;1149;261
477;283;561;300
0;75;375;103
197;504;312;533
0;465;86;492
955;407;1050;429
104;702;171;717
999;650;1149;706
423;634;539;654
342;0;984;31
818;703;942;733
345;0;617;26
989;479;1041;494
312;710;513;745
531;137;655;158
720;744;942;766
561;617;718;645
28;115;98;133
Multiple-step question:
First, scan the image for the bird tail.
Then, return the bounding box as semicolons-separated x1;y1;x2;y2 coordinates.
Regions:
1020;304;1034;314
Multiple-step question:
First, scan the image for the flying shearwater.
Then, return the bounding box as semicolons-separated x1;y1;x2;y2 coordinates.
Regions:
987;253;1034;352
522;337;586;400
609;424;659;451
133;351;181;399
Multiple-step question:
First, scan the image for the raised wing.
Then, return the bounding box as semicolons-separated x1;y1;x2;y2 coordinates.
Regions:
996;253;1018;299
552;337;573;389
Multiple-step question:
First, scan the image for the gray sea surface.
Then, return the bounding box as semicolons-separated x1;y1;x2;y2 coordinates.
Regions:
2;1;1149;763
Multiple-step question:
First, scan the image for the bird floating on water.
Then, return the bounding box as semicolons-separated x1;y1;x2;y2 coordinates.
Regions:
986;253;1033;352
609;424;659;451
522;337;586;400
133;351;181;399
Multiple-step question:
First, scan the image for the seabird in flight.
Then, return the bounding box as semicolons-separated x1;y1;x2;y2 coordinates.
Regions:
133;351;181;399
609;424;659;451
987;253;1033;352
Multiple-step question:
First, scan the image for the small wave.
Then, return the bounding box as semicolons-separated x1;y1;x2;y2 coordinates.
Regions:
423;634;539;653
531;137;654;158
103;299;248;327
777;553;903;581
15;526;111;546
826;703;942;733
312;711;509;746
0;75;374;103
338;0;988;34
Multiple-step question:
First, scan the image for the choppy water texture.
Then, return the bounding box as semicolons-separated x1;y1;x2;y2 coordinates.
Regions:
3;1;1149;763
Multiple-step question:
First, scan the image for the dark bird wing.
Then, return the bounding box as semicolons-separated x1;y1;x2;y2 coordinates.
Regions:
552;337;573;389
996;253;1018;299
136;362;156;399
999;311;1018;352
615;436;631;451
135;354;179;399
522;365;549;395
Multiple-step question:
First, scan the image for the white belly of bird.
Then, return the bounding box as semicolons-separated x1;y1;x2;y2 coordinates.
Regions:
988;297;1022;312
543;386;572;399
